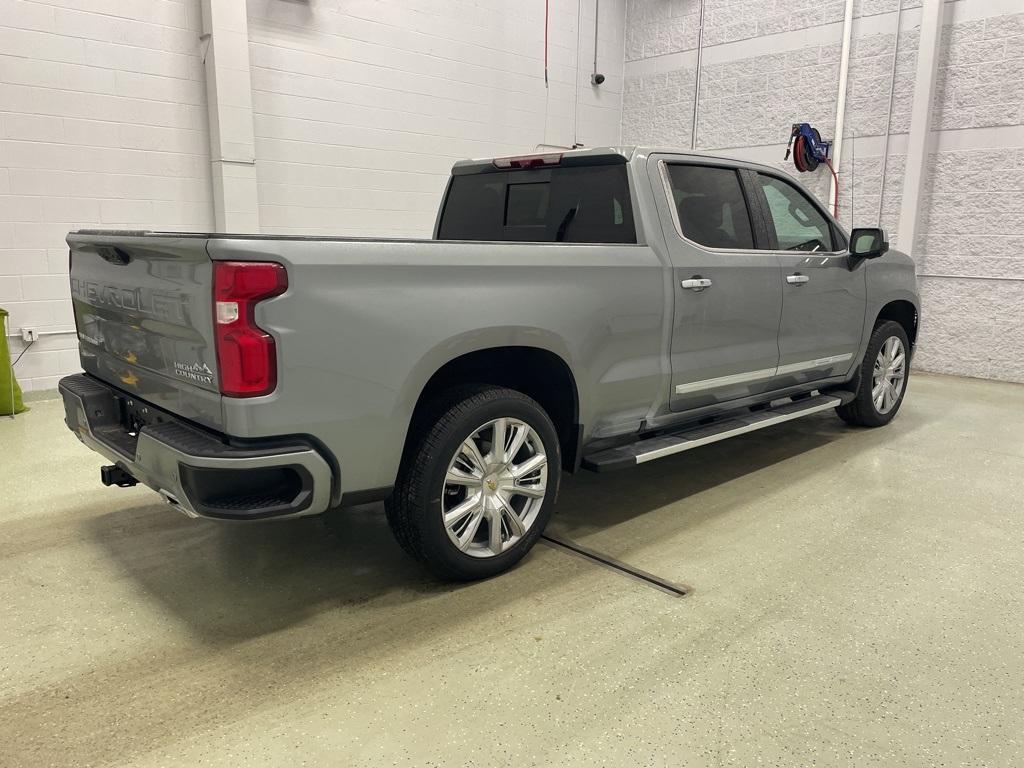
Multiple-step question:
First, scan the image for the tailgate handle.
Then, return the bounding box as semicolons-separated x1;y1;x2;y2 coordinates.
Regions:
98;246;132;266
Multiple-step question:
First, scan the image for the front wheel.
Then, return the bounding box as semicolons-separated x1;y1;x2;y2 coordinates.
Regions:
837;320;911;427
385;385;560;581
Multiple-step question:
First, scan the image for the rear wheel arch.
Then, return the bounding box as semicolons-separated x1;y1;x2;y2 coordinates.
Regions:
405;346;581;472
386;384;561;580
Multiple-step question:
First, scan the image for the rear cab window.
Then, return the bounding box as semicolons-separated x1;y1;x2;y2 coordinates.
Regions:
663;164;755;250
437;161;637;244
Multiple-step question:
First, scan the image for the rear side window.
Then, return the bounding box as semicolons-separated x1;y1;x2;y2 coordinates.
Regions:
664;164;755;250
437;164;636;243
756;173;835;252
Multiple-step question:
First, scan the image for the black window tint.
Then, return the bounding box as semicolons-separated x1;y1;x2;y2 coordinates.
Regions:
757;173;834;252
437;176;505;240
437;164;636;243
505;182;549;227
664;164;754;250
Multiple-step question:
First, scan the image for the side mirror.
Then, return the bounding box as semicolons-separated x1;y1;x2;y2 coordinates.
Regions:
849;227;889;259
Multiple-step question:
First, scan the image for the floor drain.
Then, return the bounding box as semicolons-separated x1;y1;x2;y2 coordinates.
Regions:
541;534;691;597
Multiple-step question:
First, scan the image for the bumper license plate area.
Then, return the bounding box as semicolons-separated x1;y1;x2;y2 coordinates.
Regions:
113;394;167;436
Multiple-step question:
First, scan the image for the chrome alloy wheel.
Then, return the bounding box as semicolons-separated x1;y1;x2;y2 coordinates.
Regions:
441;417;548;558
872;336;906;415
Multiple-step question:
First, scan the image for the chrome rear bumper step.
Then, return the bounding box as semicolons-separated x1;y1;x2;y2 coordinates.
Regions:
581;394;842;472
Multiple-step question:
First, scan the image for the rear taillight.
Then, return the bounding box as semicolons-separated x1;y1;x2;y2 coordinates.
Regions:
213;261;287;397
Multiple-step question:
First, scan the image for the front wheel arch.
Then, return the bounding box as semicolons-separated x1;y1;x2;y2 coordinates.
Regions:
837;320;911;427
876;299;918;349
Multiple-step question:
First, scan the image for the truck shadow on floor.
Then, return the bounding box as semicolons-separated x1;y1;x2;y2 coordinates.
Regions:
81;410;923;646
552;411;856;539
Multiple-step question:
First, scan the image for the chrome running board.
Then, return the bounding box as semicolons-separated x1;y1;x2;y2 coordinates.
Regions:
581;394;842;472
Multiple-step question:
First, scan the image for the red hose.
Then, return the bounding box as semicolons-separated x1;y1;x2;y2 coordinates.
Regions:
544;0;549;85
824;159;839;218
794;136;810;172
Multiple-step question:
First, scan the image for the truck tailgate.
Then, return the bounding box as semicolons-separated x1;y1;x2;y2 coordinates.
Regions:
68;232;224;430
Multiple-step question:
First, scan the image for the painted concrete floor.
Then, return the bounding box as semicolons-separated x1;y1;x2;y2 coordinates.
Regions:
2;373;1023;767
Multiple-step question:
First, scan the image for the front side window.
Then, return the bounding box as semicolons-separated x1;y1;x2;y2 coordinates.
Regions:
664;164;755;250
757;174;834;252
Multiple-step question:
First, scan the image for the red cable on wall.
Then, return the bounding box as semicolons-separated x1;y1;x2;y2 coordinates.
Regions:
544;0;549;86
824;159;839;218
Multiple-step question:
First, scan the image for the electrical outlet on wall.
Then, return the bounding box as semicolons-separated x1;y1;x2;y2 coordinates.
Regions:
21;328;39;343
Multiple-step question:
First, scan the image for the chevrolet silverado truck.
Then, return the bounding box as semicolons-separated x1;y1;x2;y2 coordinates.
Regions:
59;146;919;580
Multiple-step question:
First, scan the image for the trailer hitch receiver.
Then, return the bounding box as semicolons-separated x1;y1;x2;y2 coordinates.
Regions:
101;465;138;488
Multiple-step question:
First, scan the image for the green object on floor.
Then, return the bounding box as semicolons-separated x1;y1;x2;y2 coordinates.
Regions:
1;308;28;416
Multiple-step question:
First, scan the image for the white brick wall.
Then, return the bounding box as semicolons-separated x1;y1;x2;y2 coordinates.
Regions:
246;0;626;237
623;0;1024;383
2;0;627;390
1;0;212;392
4;0;1021;391
624;0;930;61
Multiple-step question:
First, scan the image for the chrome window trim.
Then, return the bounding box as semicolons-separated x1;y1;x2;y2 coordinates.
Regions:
674;353;854;395
657;159;847;258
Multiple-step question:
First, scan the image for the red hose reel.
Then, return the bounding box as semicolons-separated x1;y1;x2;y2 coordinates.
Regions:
784;123;839;217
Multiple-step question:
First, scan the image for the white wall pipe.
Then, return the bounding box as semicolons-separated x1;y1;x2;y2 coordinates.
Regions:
829;0;856;217
898;0;944;259
876;0;903;227
199;0;260;233
690;0;705;150
5;329;76;338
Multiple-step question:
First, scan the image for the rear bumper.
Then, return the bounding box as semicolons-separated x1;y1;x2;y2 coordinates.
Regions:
58;374;333;520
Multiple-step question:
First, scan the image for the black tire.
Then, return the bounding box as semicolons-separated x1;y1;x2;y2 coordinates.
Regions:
385;385;561;581
837;320;911;427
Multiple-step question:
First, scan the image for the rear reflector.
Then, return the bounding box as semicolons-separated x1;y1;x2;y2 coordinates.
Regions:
213;261;287;397
493;153;562;169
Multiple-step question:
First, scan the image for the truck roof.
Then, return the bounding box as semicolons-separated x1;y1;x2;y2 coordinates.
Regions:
452;146;783;176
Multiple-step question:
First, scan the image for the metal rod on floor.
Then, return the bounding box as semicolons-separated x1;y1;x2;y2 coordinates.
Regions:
541;534;690;597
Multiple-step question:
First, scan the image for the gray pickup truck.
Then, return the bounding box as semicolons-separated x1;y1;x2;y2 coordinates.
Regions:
59;146;919;580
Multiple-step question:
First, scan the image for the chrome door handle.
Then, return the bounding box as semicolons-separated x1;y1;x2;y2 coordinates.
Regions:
681;277;713;291
786;274;810;285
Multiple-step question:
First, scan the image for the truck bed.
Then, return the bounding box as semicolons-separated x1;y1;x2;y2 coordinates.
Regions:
66;229;665;500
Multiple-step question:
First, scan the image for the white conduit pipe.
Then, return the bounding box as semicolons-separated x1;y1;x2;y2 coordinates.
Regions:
830;0;855;216
690;0;705;150
5;329;76;338
876;0;903;227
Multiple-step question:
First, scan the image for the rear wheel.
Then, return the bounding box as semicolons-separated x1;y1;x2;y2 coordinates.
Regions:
837;320;910;427
385;385;560;581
